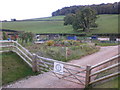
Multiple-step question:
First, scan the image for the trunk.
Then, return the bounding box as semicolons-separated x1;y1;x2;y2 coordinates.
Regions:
84;27;90;32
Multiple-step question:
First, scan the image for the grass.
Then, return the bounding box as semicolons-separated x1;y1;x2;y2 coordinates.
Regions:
1;51;38;85
96;42;119;46
92;40;119;46
85;76;119;89
93;76;119;88
25;15;64;21
1;14;118;34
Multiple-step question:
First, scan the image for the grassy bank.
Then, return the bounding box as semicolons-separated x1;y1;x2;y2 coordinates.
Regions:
1;52;38;85
94;76;119;88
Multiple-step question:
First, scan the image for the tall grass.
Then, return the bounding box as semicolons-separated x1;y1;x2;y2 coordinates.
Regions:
26;44;99;62
1;52;38;85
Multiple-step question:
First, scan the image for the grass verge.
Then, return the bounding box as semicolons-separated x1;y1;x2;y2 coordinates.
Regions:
93;76;119;88
1;51;38;85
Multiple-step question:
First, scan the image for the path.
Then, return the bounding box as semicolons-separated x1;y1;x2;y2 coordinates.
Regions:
3;45;119;88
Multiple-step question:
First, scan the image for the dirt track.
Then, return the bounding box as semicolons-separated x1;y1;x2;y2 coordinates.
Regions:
4;45;119;88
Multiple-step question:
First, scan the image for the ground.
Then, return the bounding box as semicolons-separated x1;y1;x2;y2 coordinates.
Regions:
3;45;119;88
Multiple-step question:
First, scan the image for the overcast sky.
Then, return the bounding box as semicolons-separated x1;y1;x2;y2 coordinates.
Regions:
0;0;119;21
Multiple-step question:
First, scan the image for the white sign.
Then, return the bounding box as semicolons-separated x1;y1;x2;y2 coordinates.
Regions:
54;62;64;74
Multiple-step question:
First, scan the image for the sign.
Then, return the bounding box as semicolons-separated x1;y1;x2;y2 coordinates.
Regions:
54;62;64;74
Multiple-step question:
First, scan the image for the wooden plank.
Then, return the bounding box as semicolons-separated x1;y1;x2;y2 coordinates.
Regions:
0;45;14;48
50;70;85;83
64;67;85;85
85;65;91;86
13;50;32;67
91;54;120;69
65;67;86;74
0;50;11;53
37;60;54;66
15;41;33;56
90;63;120;77
37;63;49;68
89;72;120;84
62;70;86;78
36;54;85;69
15;46;32;62
32;54;38;72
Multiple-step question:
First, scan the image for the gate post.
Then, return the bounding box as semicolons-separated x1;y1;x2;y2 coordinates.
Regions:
32;53;37;72
85;65;91;87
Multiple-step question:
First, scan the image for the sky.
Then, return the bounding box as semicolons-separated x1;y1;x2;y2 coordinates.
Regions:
0;0;119;21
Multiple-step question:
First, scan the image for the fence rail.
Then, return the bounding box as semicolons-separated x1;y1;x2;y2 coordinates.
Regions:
86;54;120;86
0;40;119;87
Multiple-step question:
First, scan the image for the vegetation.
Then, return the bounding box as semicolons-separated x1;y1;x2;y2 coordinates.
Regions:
93;76;119;88
95;42;119;46
52;2;119;16
24;16;64;21
19;32;34;44
86;76;119;89
26;41;99;62
2;32;8;40
64;7;98;32
92;40;119;46
2;15;118;34
1;52;38;85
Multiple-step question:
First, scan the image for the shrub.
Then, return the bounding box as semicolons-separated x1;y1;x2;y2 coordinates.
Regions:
46;40;54;46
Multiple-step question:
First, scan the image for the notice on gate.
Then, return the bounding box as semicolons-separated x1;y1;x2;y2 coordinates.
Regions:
54;62;64;74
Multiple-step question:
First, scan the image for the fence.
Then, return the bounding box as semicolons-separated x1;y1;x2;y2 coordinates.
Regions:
86;54;120;86
0;40;33;67
0;40;120;87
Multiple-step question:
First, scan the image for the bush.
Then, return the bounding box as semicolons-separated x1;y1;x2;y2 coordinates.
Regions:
46;40;54;46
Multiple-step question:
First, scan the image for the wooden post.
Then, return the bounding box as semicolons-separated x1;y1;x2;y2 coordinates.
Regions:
66;47;68;60
32;53;37;72
85;65;91;87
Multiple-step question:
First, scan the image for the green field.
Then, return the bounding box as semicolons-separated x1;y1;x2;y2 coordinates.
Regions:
25;15;64;21
1;52;37;85
1;14;118;34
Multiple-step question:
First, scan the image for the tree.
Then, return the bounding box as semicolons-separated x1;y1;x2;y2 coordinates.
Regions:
2;32;8;40
64;14;75;25
64;7;98;32
52;2;119;16
19;32;34;44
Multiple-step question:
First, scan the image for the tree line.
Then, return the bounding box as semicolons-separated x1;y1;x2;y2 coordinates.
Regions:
52;2;119;16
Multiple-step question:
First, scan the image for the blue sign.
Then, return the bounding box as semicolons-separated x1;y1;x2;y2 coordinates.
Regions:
67;36;77;40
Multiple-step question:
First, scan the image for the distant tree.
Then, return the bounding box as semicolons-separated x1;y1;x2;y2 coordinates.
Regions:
19;32;34;44
52;2;119;16
11;19;16;21
64;7;98;32
74;7;98;32
64;14;75;25
2;32;8;40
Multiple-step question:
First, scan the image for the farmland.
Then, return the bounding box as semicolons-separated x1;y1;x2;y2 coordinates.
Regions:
1;14;118;34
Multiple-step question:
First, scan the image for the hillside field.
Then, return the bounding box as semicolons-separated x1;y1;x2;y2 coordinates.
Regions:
1;14;118;34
